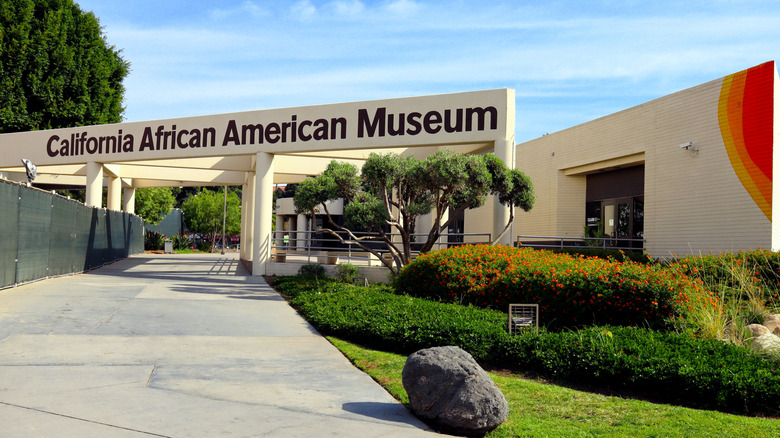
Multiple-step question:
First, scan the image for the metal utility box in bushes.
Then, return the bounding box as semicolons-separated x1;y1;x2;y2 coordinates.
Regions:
508;304;539;335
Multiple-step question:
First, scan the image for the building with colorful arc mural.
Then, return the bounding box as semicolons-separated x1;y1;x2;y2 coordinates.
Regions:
485;61;779;259
719;61;774;221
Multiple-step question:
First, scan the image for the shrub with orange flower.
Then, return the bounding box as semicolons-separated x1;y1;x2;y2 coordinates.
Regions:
396;245;709;330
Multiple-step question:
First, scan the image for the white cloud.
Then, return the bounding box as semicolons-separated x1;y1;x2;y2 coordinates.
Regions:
326;0;365;18
291;0;318;20
91;0;779;141
209;1;269;20
384;0;420;16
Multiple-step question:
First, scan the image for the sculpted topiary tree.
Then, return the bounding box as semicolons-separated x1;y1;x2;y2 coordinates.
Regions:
294;150;534;275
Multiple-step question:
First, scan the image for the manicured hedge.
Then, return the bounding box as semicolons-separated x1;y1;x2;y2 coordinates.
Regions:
395;245;714;330
276;277;780;415
288;281;509;362
502;326;780;414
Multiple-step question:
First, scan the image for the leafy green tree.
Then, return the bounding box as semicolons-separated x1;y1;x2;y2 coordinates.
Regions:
55;189;85;203
174;186;241;208
294;151;534;274
134;187;175;226
181;188;241;252
279;183;297;198
0;0;129;132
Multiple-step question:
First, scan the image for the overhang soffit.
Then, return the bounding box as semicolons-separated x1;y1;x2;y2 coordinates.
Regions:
131;176;246;188
102;164;247;182
0;163;87;175
281;142;493;160
119;155;255;172
562;152;646;176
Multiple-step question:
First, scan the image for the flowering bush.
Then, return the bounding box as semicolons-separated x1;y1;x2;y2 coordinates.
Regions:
171;233;191;250
144;230;165;251
395;245;714;330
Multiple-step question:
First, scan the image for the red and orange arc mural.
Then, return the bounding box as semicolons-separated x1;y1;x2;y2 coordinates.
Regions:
718;61;775;221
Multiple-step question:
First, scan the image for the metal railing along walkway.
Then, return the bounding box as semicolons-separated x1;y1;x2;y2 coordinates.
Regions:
271;230;491;265
515;235;646;251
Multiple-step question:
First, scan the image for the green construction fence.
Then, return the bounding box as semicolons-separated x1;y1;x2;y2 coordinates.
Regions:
0;179;144;289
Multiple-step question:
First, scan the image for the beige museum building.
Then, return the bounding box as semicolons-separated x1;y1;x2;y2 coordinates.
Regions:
464;61;778;260
1;61;778;276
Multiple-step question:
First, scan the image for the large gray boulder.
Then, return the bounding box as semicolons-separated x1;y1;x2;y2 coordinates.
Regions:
402;346;508;436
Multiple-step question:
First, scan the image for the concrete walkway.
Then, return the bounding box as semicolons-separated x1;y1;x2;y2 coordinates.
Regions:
0;253;444;437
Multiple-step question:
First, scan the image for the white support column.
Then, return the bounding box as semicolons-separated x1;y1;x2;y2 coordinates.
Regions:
438;208;449;250
493;139;514;246
415;210;448;250
241;173;256;264
252;152;274;275
296;214;307;251
240;180;249;260
107;176;121;211
123;185;135;214
85;161;103;208
416;212;434;237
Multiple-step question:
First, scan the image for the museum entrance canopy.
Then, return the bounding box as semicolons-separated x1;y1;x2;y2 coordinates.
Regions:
0;89;516;274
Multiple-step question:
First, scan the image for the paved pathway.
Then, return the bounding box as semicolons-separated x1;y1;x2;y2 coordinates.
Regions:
0;253;443;437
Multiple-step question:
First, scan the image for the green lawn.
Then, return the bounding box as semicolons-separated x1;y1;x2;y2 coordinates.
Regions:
328;337;780;438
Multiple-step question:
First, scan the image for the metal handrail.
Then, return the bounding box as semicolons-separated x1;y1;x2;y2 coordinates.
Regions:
272;230;491;264
515;234;646;251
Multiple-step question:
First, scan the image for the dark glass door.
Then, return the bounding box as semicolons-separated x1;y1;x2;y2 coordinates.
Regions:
601;197;641;248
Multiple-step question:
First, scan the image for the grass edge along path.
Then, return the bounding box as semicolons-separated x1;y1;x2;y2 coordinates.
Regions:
327;337;780;438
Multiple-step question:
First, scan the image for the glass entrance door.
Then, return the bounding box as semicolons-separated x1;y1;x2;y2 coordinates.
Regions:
603;203;615;237
600;197;641;248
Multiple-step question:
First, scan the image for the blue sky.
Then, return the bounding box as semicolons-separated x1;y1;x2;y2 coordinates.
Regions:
76;0;780;143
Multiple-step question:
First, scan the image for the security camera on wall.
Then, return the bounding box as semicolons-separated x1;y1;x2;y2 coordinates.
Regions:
680;142;693;150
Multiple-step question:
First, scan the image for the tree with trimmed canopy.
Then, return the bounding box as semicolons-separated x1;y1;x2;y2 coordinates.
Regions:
293;151;534;275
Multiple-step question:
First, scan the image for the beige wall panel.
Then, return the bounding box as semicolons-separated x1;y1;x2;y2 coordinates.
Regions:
415;211;435;235
514;136;560;238
275;197;343;216
554;172;586;237
464;197;495;240
517;73;774;259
